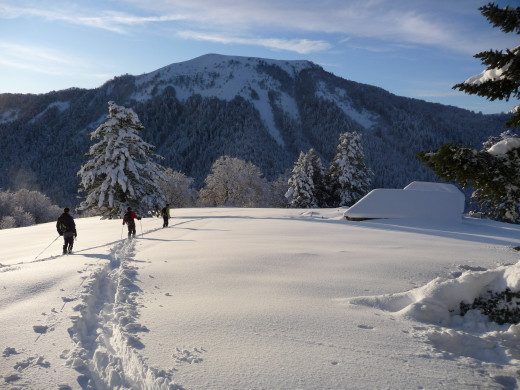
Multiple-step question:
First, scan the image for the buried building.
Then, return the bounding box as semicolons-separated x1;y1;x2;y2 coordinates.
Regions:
344;181;465;222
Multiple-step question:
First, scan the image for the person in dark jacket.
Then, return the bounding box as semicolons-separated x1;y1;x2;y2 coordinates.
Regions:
57;207;77;254
161;203;170;228
123;206;141;238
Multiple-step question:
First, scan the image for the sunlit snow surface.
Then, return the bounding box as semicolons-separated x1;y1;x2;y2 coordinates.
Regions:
1;208;520;389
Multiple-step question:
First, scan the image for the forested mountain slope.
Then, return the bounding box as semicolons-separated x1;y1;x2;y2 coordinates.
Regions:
0;54;509;206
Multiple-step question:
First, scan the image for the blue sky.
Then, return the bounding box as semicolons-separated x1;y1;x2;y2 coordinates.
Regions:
1;0;518;114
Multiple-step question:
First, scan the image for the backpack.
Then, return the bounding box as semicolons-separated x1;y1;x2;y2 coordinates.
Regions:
124;212;132;224
161;207;166;216
57;217;68;234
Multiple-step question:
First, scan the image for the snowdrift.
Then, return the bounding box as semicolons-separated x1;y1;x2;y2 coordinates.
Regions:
350;261;520;365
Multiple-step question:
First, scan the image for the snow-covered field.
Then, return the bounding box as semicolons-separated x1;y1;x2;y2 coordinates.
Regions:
1;207;520;389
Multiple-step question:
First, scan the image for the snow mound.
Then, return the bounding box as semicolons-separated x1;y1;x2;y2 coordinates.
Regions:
350;261;520;324
350;261;520;365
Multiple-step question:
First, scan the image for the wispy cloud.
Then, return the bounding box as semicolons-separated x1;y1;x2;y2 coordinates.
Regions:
178;30;331;54
0;42;78;74
0;41;101;79
71;12;188;33
0;4;187;34
127;0;508;54
2;0;516;55
1;2;331;53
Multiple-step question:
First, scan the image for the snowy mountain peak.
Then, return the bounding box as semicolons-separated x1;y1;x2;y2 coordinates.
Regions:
149;53;316;80
133;54;320;146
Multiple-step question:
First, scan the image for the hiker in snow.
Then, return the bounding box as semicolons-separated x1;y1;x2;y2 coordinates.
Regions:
161;203;170;228
57;207;77;254
123;206;141;238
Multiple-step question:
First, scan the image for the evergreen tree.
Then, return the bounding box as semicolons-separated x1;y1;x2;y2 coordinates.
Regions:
327;132;372;207
286;151;318;208
416;131;520;223
307;148;329;207
77;101;166;219
418;3;520;224
453;3;520;127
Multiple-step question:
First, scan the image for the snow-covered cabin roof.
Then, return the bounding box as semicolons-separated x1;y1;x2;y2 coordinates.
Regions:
344;181;465;222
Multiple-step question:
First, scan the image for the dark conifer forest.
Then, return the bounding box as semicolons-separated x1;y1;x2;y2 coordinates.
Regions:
0;54;509;206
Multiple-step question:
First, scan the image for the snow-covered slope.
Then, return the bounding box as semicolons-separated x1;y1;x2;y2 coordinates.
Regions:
133;54;319;146
1;208;520;389
137;53;313;98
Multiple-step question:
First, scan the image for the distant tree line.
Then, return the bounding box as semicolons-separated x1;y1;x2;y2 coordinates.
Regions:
0;57;509;210
286;132;372;208
74;102;373;219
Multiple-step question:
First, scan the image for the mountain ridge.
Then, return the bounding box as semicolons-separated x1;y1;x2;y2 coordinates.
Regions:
0;54;509;206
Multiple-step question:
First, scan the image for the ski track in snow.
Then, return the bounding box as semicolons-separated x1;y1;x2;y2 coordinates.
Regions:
65;238;183;390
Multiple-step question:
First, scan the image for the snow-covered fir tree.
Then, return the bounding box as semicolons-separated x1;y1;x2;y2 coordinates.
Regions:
77;101;166;219
418;3;520;224
286;151;319;208
418;131;520;223
453;3;520;128
307;149;329;207
327;132;372;207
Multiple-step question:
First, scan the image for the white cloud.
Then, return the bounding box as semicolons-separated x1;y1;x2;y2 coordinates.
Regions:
2;0;517;56
126;0;511;54
73;12;188;33
0;4;187;34
177;30;331;54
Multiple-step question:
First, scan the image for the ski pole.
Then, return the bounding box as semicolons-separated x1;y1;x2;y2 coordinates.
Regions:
140;219;143;237
121;224;124;240
35;235;60;260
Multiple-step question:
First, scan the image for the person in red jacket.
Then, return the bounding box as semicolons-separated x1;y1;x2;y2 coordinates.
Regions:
123;206;141;238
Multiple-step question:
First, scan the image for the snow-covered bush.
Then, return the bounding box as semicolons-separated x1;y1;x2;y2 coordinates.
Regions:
12;206;36;227
199;156;267;207
0;189;61;229
0;216;16;230
460;288;520;325
157;168;198;208
264;171;292;208
11;189;62;223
